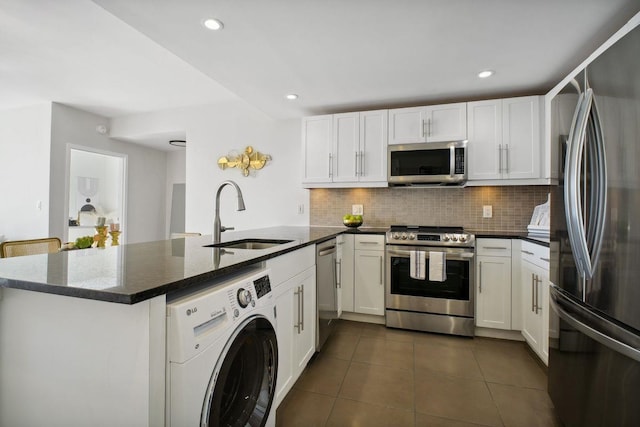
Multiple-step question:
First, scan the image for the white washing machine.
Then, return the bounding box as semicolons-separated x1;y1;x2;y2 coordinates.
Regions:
166;268;278;427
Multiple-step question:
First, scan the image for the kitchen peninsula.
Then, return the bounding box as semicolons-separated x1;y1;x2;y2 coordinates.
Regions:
0;226;384;427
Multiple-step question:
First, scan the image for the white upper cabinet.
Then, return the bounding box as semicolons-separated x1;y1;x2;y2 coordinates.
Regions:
502;97;541;179
389;102;467;145
358;110;388;183
302;115;333;184
467;96;542;183
467;100;503;180
333;112;359;183
302;110;388;188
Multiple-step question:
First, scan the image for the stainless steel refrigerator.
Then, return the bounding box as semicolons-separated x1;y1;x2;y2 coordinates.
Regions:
549;18;640;427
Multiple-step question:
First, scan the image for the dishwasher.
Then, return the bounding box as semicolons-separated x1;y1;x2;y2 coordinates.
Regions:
316;238;340;351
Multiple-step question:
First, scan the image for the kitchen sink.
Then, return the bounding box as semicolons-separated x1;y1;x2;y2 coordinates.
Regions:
204;239;293;250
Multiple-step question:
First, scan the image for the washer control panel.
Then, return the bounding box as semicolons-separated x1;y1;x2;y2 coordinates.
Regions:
166;268;272;363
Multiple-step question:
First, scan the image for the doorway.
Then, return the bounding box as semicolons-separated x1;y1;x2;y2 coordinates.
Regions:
64;146;127;245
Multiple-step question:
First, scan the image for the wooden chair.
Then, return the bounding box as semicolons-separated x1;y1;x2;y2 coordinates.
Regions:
0;237;62;258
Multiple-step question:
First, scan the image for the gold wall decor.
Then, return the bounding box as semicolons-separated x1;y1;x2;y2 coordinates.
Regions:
217;146;272;176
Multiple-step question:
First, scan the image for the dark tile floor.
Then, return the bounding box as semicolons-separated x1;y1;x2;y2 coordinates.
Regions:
276;320;562;427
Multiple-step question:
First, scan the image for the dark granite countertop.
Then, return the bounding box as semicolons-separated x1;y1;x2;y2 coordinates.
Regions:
471;230;550;247
0;226;386;305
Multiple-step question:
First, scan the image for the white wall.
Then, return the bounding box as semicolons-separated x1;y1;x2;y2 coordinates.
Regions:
0;104;52;241
50;103;167;244
165;149;186;238
110;100;309;239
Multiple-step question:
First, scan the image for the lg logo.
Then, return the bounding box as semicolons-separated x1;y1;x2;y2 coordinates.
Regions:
186;307;198;316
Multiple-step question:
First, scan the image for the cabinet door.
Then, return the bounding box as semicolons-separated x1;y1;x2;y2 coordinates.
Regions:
476;255;512;330
388;107;427;144
502;96;541;179
425;102;467;142
333;112;359;182
521;261;543;352
358;110;388;182
274;282;295;407
467;99;502;180
337;234;355;312
354;250;385;315
294;270;316;376
302;115;333;183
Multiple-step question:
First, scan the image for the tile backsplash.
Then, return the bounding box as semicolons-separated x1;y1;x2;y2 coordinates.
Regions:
310;186;550;231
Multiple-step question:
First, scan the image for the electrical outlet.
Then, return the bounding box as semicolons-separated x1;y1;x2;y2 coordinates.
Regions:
352;204;363;215
297;204;304;214
483;205;493;218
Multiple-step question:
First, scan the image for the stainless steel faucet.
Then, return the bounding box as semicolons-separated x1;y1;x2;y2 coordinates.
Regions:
214;180;246;244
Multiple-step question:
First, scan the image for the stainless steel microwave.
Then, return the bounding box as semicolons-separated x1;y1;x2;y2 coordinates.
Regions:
387;140;467;186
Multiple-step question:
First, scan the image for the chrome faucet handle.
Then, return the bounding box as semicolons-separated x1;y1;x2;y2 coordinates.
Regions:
221;225;234;232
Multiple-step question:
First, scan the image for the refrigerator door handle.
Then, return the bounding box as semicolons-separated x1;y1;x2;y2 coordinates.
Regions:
585;89;608;279
564;89;606;281
550;284;640;363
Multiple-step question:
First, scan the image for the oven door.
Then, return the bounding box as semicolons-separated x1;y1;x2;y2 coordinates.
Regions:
385;245;475;317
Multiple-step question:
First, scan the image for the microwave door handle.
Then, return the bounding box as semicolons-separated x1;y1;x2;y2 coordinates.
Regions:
450;145;455;177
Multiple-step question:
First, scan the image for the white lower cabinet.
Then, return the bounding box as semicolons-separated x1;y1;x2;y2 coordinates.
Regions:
273;266;316;406
520;241;550;364
339;234;385;317
475;239;512;330
267;247;316;407
354;235;385;316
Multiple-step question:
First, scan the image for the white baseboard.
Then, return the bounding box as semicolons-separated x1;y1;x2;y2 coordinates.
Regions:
340;311;385;325
475;327;524;341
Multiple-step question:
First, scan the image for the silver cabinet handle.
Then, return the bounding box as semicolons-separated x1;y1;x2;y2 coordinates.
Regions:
521;250;534;255
360;150;365;176
328;153;333;178
484;246;508;250
479;261;482;293
427;118;432;137
540;257;550;262
379;255;383;285
533;274;539;314
505;144;510;173
422;119;426;137
498;144;503;173
294;286;301;333
531;273;535;312
355;151;359;176
336;259;342;288
360;241;380;245
300;284;305;331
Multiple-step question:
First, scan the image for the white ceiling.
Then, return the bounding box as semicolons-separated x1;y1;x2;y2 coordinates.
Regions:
1;0;639;149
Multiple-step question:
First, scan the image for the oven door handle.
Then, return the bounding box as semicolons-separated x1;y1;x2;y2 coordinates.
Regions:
386;249;474;260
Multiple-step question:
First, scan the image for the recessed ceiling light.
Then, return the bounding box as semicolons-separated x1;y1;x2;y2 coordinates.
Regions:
478;70;494;79
169;139;186;148
203;18;224;31
285;94;299;100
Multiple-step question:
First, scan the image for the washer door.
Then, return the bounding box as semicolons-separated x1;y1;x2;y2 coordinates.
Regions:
202;316;278;427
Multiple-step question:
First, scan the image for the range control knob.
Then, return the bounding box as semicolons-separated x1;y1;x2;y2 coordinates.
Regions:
401;232;408;240
450;235;459;242
237;289;252;308
442;234;450;242
408;233;416;240
459;234;468;243
392;232;400;240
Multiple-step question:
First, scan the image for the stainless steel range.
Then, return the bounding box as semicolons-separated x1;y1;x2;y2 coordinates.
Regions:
385;225;476;337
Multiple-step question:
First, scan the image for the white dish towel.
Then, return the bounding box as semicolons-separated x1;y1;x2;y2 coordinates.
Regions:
410;250;426;280
429;251;447;282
